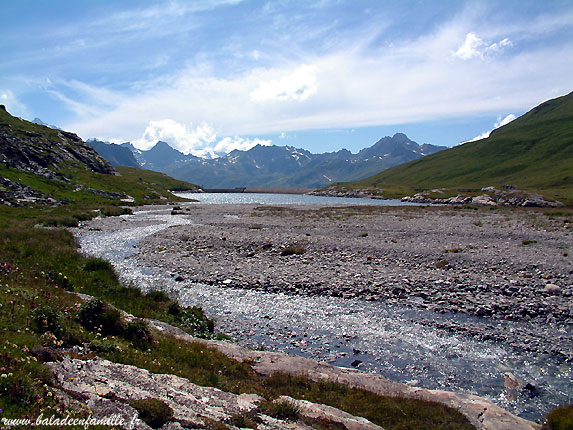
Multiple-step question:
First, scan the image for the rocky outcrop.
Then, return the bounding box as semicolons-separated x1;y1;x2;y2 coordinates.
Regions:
0;125;114;178
0;106;120;205
48;356;389;430
0;176;59;206
0;106;115;178
401;186;564;207
311;185;565;207
145;319;540;430
307;187;385;200
49;356;265;429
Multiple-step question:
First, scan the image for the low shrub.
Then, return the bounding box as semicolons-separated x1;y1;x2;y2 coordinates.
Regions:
72;212;97;222
173;305;215;337
542;404;573;430
129;398;174;429
31;305;62;335
100;206;133;217
522;239;537;245
83;257;116;273
125;318;154;348
280;247;306;256
41;217;79;228
145;289;171;303
78;299;125;336
435;260;449;268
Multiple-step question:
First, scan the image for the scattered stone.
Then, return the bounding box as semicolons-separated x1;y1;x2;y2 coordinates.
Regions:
542;284;561;295
31;346;63;362
504;372;525;391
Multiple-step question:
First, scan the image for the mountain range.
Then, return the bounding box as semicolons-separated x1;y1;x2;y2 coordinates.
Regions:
89;134;446;188
343;91;573;205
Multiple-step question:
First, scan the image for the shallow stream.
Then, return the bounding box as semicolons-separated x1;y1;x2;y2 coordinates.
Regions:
76;206;572;421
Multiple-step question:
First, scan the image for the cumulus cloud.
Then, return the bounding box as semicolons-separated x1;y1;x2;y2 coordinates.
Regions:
465;113;516;143
454;32;513;60
250;65;318;102
132;119;270;158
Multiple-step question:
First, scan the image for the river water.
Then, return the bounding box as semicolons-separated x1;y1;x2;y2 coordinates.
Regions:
76;201;572;422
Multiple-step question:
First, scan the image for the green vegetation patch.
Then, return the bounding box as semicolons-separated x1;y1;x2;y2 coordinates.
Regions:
280;247;307;256
129;398;174;429
543;404;573;430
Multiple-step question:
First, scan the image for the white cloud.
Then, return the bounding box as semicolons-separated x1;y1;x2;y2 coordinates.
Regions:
486;38;512;54
454;32;513;60
454;33;484;60
0;90;28;118
132;119;270;158
60;9;572;145
250;65;318;101
465;113;516;143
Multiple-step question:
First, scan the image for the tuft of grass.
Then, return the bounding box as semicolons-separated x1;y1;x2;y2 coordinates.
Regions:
72;212;98;222
41;217;79;228
280;247;307;256
229;411;261;429
263;398;301;421
83;257;117;275
129;398;174;429
522;239;538;245
360;232;369;237
444;248;463;253
435;259;450;268
542;404;573;430
100;206;133;217
260;373;474;430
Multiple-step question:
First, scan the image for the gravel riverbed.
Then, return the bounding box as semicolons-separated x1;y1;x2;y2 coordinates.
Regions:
76;203;573;420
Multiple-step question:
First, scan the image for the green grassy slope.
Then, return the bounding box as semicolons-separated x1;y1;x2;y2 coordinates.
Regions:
346;91;573;204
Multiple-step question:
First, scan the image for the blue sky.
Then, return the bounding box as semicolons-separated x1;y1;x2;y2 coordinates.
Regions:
1;0;572;157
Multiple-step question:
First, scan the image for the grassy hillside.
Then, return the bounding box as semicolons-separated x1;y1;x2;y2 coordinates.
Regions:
345;91;573;204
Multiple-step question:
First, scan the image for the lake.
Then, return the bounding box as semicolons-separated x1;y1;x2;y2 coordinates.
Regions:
175;192;417;206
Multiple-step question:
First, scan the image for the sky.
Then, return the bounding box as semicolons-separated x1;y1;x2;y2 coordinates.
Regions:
1;0;572;158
